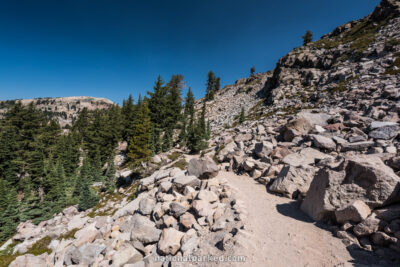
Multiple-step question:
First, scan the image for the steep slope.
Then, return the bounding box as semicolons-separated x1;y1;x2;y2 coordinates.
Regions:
0;96;114;127
200;0;400;134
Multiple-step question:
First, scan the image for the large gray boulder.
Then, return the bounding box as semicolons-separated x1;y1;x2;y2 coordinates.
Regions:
311;135;336;151
173;175;201;190
369;121;400;140
270;165;315;198
254;141;274;158
283;147;332;167
187;157;219;179
158;228;184;255
112;242;143;266
301;155;400;221
10;254;50;267
281;112;330;141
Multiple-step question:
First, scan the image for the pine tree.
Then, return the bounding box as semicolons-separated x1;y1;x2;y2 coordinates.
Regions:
302;30;313;45
162;127;173;152
104;160;116;193
127;100;152;167
239;106;246;123
122;94;135;141
0;126;19;186
0;189;19;241
250;66;256;76
205;71;221;101
199;102;207;138
166;74;184;127
78;178;98;211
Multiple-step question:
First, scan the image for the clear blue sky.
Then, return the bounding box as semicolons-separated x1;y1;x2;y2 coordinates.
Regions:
0;0;378;104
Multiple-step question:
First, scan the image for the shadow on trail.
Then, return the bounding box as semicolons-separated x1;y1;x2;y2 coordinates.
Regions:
276;201;395;267
275;201;314;223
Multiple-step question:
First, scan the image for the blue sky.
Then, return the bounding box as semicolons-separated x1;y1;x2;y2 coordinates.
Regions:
0;0;378;104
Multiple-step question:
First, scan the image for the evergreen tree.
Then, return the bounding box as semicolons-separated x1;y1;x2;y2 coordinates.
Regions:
78;179;98;211
162;127;173;152
205;71;221;101
127;100;152;167
250;66;256;76
302;30;313;45
0;189;19;241
121;94;135;141
104;160;116;193
239;106;246;123
166;74;184;127
0;126;19;186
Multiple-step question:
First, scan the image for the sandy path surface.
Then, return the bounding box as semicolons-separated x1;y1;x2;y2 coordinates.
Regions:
219;171;380;267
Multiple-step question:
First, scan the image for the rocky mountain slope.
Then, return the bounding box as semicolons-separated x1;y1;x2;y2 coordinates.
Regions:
2;0;400;266
0;96;114;127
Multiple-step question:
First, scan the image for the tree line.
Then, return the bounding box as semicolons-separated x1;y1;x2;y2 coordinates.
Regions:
0;72;215;242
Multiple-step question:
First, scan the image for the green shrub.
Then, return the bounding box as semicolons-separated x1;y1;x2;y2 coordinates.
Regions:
171;159;188;170
167;151;182;161
57;228;80;240
26;236;52;256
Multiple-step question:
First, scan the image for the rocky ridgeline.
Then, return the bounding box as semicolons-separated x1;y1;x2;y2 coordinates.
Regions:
200;0;400;133
4;157;246;267
0;96;114;128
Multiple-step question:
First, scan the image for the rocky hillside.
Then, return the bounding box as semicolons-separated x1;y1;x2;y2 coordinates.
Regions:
0;96;114;127
201;0;400;134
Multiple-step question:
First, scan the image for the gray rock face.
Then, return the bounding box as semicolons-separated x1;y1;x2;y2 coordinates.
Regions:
254;141;274;158
353;214;384;237
169;202;188;218
131;225;162;244
112;242;143;267
270;165;315;198
311;135;336;151
173;175;201;190
335;200;371;224
301;155;400;221
283;147;332;167
139;198;156;215
187;157;219;179
369;123;400;140
157;228;184;255
10;254;50;267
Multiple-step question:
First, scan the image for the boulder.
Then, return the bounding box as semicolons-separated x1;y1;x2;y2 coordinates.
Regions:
9;254;50;267
283;147;332;167
173;175;201;190
269;165;315;198
301;155;400;221
139;198;156;215
179;212;196;229
281;112;330;141
192;200;215;217
78;244;107;265
169;202;188;218
335;200;371;224
341;141;374;152
254;141;274;158
187;157;219;179
369;122;400;140
197;190;219;203
353;214;385;237
311;135;336;151
113;192;149;219
158;228;184;255
131;225;162;244
217;142;237;162
112;242;143;266
270;147;291;159
120;213;156;233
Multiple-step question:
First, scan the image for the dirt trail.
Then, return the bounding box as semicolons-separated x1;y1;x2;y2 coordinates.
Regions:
218;171;379;267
